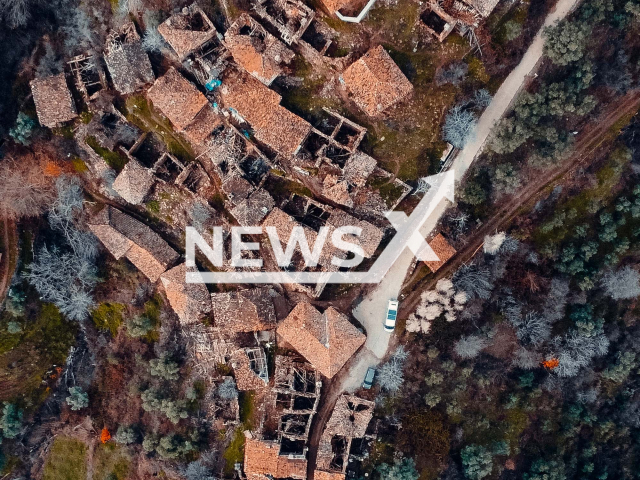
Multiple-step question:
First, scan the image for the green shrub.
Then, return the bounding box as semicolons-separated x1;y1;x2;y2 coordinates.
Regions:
91;303;126;337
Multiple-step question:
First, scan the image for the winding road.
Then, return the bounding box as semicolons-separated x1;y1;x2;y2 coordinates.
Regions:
350;0;583;380
307;0;585;476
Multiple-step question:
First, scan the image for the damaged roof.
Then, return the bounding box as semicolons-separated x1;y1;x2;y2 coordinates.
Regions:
244;437;307;479
327;209;383;258
220;70;311;156
89;206;179;281
230;189;276;226
158;3;217;60
104;21;155;94
147;67;209;131
341;46;413;117
30;74;78;128
225;14;294;85
160;263;212;325
323;394;374;438
211;287;277;332
230;348;269;391
277;303;365;378
112;158;155;204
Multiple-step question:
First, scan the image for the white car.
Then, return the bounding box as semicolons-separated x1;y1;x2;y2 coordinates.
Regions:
384;300;399;332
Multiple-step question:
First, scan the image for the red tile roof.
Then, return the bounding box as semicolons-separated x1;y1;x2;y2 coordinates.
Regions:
147;67;208;131
244;437;307;479
341;46;413;117
277;303;365;378
424;233;456;272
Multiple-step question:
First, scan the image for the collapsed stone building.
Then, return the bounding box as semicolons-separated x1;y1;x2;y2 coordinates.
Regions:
30;73;78;128
419;0;501;42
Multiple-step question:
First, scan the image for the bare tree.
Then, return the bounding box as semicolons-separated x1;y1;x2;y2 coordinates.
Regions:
454;335;487;359
601;266;640;300
0;157;56;219
443;106;477;149
0;0;31;28
453;263;493;300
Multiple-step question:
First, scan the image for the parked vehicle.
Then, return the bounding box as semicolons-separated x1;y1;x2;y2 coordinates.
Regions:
384;299;399;332
362;367;376;389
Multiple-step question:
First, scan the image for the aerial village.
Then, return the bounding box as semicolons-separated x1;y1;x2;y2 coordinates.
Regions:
14;0;506;477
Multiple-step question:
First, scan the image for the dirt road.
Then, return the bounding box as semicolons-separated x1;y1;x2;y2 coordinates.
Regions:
399;90;640;317
0;212;18;304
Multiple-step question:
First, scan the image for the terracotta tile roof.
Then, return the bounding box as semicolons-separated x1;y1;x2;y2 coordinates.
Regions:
225;14;294;86
157;3;217;60
30;74;77;128
87;224;133;259
89;206;179;281
147;67;208;131
314;471;346;480
220;70;311;156
341;46;413;117
104;21;155;94
211;288;276;332
244;437;307;479
230;189;275;226
327;210;383;258
230;349;268;390
160;263;212;325
182;104;224;148
321;175;354;208
323;394;374;438
319;0;363;14
424;233;456;272
277;303;365;378
112;158;155;204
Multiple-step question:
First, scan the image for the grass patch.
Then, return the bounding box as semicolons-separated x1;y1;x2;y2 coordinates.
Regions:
70;157;88;173
223;429;245;476
79;110;94;124
239;391;256;428
85;136;129;172
263;175;314;204
43;437;87;480
146;200;160;214
366;176;405;207
91;302;126;337
92;443;130;480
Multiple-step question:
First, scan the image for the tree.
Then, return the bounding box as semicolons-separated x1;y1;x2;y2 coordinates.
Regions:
0;0;31;28
376;458;420;480
453;264;493;300
0;156;56;219
454;335;487;359
0;403;23;438
149;354;180;381
443;106;477;149
114;425;137;444
601;266;640;299
155;434;193;460
436;62;468;86
461;445;493;480
127;315;154;338
483;232;506;255
141;10;168;53
503;20;523;41
9;112;36;145
474;89;492;109
543;20;590;65
524;458;566;480
185;461;215;480
492;163;521;195
66;386;89;411
217;377;238;400
378;357;405;393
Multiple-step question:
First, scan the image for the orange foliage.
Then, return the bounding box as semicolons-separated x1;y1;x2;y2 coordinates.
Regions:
42;160;63;177
542;358;559;369
100;428;111;444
